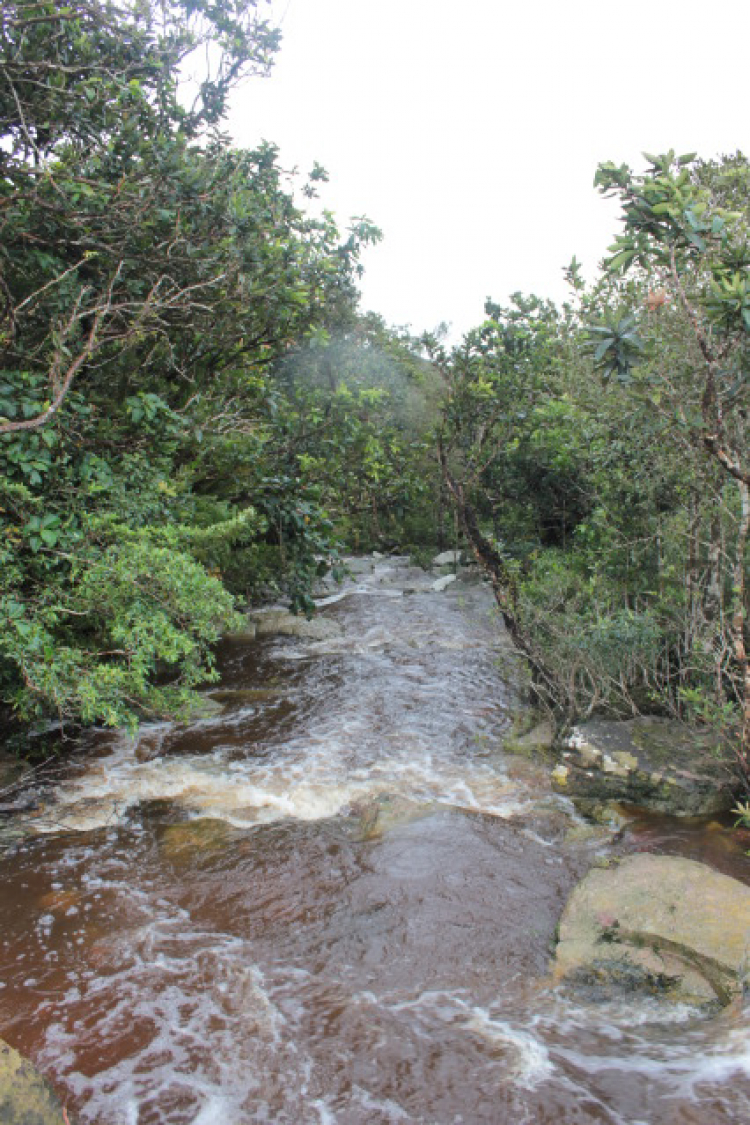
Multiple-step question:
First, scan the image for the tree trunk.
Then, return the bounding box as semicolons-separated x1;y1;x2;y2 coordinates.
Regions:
732;477;750;782
437;436;565;721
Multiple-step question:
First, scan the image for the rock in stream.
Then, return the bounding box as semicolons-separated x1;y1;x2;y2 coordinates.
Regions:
553;853;750;1007
0;1038;72;1124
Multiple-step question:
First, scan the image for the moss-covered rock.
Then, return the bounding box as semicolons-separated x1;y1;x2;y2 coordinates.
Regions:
503;719;555;758
551;717;737;815
0;1039;72;1124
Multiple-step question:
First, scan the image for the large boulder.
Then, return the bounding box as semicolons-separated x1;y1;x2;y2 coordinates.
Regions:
550;716;737;815
0;1039;72;1124
553;854;750;1007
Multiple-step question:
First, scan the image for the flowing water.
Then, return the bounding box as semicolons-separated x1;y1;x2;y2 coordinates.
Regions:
1;556;749;1124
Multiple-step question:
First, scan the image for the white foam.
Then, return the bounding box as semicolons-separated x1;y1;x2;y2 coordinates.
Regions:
311;1099;338;1124
39;914;289;1124
466;1007;555;1088
29;717;531;833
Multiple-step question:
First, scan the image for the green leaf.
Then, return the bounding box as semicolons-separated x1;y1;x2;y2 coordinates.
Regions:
607;249;636;272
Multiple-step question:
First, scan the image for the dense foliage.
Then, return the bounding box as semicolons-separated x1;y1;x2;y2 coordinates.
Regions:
0;0;392;730
1;5;747;777
435;152;749;772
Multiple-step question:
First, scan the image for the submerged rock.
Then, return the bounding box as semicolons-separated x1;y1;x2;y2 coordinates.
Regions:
179;694;225;722
160;817;240;862
222;620;257;642
133;724;171;762
553;854;750;1007
346;794;438;841
208;687;284;706
551;717;737;816
0;1038;72;1124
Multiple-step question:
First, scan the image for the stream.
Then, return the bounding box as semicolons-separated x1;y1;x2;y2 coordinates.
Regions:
1;556;749;1124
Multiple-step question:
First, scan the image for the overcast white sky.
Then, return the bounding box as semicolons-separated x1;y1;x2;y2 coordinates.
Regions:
226;0;750;339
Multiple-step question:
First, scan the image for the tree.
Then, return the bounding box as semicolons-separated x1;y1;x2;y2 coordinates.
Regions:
0;1;378;731
431;295;574;714
271;316;438;552
434;188;748;757
592;151;750;768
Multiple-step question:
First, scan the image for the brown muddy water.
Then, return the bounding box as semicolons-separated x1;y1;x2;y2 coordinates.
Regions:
1;557;749;1124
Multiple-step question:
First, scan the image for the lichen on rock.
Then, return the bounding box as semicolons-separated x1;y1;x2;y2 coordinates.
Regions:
550;717;737;816
553;853;750;1008
0;1038;72;1124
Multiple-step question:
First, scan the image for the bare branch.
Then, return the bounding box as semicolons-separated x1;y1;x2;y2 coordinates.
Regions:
0;300;104;435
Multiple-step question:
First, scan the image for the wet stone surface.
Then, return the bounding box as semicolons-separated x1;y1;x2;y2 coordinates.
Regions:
554;853;750;1007
0;1038;71;1124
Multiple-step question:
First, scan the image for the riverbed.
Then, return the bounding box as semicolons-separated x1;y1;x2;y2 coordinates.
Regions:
1;557;748;1123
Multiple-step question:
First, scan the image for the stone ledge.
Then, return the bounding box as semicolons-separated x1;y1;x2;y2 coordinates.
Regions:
551;716;737;816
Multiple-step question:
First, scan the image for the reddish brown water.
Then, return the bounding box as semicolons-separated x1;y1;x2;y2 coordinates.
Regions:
1;558;749;1124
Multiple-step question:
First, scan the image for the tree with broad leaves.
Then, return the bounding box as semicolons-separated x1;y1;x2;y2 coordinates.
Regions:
591;150;750;771
0;1;380;731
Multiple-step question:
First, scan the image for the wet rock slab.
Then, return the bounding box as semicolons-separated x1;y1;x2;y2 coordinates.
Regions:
250;608;343;640
0;1038;72;1124
551;716;737;815
553;853;750;1007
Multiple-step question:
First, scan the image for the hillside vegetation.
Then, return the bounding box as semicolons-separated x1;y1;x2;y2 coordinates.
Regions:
1;3;747;775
